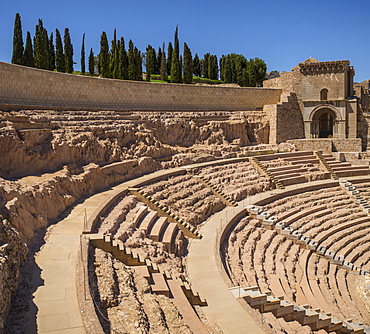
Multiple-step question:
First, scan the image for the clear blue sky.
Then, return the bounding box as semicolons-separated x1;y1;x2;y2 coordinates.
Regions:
1;0;370;82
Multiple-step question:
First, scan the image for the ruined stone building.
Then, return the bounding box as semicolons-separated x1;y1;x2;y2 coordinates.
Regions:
264;57;370;152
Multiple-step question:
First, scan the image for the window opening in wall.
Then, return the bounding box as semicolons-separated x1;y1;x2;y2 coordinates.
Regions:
320;88;328;101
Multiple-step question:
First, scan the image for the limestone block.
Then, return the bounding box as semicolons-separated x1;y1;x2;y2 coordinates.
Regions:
257;211;271;220
331;254;344;265
297;235;310;246
281;226;294;236
290;230;302;240
316;245;327;255
274;221;286;231
324;249;335;260
342;261;354;270
308;240;318;251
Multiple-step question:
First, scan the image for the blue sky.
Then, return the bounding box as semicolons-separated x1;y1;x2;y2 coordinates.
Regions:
1;0;370;82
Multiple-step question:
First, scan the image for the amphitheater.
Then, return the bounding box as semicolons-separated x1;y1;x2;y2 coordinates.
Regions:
2;58;370;334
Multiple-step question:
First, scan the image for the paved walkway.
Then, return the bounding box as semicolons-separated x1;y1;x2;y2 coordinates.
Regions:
25;168;182;334
187;201;267;334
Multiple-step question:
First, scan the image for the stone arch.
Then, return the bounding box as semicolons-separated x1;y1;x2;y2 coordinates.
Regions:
307;104;343;138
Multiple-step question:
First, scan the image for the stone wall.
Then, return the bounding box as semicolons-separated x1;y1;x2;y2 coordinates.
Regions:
287;138;362;153
0;218;27;333
0;62;281;111
263;69;303;99
265;93;305;144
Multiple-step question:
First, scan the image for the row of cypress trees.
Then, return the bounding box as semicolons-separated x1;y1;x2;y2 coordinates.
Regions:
12;13;74;73
11;13;267;86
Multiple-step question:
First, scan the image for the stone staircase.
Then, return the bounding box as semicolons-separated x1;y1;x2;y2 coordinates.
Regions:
315;151;339;180
128;188;202;239
229;286;365;333
192;175;237;207
249;157;285;189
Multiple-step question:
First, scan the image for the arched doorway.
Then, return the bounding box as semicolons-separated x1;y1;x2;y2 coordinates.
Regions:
311;108;337;138
318;112;334;138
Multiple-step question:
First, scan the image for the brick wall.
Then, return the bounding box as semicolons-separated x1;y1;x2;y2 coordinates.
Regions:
0;62;282;111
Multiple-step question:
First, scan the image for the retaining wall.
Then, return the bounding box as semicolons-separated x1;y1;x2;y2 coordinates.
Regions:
0;61;282;111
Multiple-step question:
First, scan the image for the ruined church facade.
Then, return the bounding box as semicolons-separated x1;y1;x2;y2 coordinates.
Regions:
264;58;369;151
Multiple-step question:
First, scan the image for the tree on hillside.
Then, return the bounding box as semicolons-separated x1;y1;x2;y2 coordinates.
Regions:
88;48;95;75
23;31;35;67
99;31;110;77
167;42;173;76
202;53;210;78
128;39;135;80
134;46;142;81
156;47;162;75
34;19;52;70
208;55;218;80
110;29;120;79
171;26;181;83
145;44;155;81
128;40;142;81
64;28;74;73
193;53;201;77
118;37;128;79
55;29;65;72
183;42;192;84
81;33;85;74
49;33;55;70
220;55;232;83
251;57;267;86
160;43;168;82
12;13;24;65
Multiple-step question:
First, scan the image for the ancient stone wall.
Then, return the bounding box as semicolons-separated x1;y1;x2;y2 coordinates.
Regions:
263;69;303;99
0;218;27;333
287;138;362;153
265;93;305;144
0;62;281;111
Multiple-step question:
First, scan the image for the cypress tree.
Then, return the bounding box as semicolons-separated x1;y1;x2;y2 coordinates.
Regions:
134;46;142;80
99;31;110;77
160;43;167;82
179;55;183;79
23;31;35;67
55;29;65;72
167;42;173;76
193;53;201;77
145;44;155;81
110;29;119;79
156;47;162;75
183;42;193;84
34;19;53;70
202;53;210;78
171;26;181;83
64;28;74;73
81;33;85;74
49;33;55;70
88;48;95;75
209;55;218;80
119;37;128;79
128;40;134;80
12;13;24;65
223;57;232;83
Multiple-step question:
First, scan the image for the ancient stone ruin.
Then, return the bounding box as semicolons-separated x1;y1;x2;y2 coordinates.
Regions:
2;58;370;333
